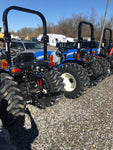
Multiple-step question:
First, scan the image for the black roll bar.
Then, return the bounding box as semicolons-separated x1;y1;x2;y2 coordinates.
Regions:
78;21;94;54
102;28;112;53
2;6;48;65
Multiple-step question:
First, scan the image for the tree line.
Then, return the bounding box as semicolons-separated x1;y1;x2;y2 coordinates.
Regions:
11;8;113;42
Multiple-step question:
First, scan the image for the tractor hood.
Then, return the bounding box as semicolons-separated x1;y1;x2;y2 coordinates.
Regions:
34;50;53;60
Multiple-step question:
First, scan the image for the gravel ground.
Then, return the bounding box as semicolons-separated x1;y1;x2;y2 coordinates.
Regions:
9;75;113;150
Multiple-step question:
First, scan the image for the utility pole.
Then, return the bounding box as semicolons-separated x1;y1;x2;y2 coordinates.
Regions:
98;0;109;52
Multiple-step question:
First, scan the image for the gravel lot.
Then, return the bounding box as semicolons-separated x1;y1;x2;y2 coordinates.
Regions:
9;74;113;150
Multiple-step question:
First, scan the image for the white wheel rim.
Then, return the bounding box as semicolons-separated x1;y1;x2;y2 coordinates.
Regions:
107;68;110;74
61;73;76;92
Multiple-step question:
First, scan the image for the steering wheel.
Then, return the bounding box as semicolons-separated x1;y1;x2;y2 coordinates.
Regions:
10;49;17;56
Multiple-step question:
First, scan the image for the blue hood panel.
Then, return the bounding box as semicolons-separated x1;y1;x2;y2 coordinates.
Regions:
34;51;53;60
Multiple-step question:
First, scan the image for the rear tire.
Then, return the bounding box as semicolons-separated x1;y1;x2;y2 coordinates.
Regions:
59;63;89;99
0;73;25;129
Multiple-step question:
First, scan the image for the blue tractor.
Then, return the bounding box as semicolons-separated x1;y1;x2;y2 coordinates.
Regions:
0;6;64;129
47;21;106;99
78;27;111;78
97;28;113;73
51;21;104;90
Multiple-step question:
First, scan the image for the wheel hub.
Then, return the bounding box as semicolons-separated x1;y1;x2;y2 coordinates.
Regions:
107;68;110;74
61;73;76;92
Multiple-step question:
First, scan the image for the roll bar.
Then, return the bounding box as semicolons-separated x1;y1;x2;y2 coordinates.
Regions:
2;6;48;65
102;28;112;53
78;21;94;54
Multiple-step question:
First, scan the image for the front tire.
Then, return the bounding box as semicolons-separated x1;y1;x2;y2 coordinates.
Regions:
106;54;113;73
87;59;103;86
59;63;89;99
34;68;64;108
89;59;103;78
96;56;110;77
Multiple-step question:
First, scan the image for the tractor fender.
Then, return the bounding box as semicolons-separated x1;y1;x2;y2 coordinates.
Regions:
57;58;78;69
51;51;61;64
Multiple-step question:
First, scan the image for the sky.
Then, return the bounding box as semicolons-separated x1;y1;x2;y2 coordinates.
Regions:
0;0;113;32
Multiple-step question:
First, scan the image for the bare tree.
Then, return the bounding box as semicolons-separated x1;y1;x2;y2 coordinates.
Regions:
11;7;113;42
